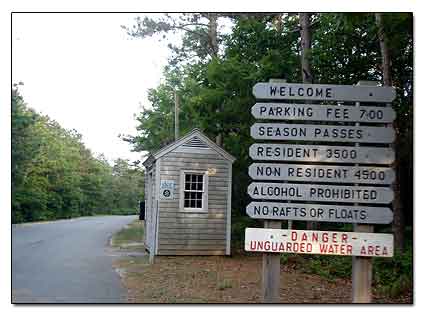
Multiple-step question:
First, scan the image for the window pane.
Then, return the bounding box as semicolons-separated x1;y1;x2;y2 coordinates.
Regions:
191;182;197;191
197;175;203;183
184;199;189;207
196;199;202;208
186;174;191;182
185;182;190;190
198;182;203;191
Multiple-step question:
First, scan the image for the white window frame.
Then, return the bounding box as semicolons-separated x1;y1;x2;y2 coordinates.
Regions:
179;170;209;212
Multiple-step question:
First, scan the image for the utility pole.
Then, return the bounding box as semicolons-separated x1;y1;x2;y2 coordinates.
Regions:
174;91;180;140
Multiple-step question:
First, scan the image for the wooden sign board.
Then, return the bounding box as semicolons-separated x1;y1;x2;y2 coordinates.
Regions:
248;163;395;185
249;143;394;164
248;182;394;204
251;103;396;123
251;123;395;143
244;228;394;257
252;83;396;103
246;202;393;224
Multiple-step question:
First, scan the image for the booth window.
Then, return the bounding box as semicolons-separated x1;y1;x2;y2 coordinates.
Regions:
180;171;208;212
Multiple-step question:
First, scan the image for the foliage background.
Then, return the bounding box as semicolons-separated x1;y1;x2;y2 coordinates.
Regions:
12;85;144;223
122;13;413;245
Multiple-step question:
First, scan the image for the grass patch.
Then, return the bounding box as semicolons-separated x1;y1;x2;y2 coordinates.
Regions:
112;219;144;248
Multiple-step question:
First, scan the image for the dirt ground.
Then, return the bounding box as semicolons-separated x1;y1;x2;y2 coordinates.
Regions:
113;252;412;304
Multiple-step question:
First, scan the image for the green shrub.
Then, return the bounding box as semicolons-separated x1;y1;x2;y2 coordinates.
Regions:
373;242;413;297
279;234;413;299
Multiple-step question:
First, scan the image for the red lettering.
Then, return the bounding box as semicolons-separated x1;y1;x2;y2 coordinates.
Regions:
347;245;353;255
341;234;348;243
271;242;278;252
382;246;388;256
322;233;329;242
264;241;270;251
250;241;256;250
257;241;263;250
278;242;285;251
306;244;313;252
367;245;374;255
312;233;318;242
291;231;297;241
360;246;367;255
319;244;328;253
332;233;337;243
301;233;308;242
286;242;292;252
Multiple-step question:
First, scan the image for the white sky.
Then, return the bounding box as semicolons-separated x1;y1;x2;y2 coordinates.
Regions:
12;13;173;164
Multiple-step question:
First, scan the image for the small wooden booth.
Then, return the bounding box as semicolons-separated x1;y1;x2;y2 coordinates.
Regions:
142;128;236;256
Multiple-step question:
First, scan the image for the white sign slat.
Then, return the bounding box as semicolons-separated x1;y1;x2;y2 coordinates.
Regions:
252;83;396;102
248;163;395;184
244;228;394;257
251;103;396;123
248;182;394;204
246;202;393;224
251;123;395;143
249;143;394;164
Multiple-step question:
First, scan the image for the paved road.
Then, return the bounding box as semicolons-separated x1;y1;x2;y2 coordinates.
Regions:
12;215;137;303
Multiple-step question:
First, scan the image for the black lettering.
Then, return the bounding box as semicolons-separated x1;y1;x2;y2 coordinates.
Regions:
287;167;294;177
315;88;323;97
259;106;267;115
307;88;314;96
298;88;304;96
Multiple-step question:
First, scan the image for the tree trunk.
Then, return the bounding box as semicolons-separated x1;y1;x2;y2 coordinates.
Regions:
206;13;223;146
299;13;312;83
207;13;219;58
375;13;405;253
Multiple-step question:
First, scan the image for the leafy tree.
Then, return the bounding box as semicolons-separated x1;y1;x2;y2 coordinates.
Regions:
12;87;145;223
124;13;413;248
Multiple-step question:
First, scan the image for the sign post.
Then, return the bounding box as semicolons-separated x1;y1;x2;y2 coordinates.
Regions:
262;220;281;303
352;81;382;303
261;79;284;303
247;80;396;303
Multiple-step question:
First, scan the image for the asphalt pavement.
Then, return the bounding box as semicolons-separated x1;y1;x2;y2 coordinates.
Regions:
12;215;137;303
